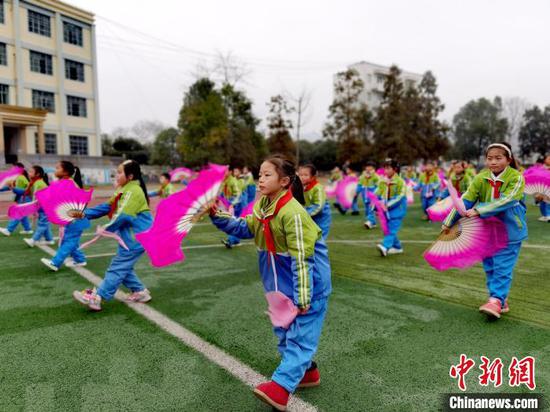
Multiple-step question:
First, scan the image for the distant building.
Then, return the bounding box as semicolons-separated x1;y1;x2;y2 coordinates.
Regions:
0;0;102;166
346;61;424;109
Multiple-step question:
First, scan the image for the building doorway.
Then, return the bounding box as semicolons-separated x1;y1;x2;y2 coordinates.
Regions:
3;126;20;164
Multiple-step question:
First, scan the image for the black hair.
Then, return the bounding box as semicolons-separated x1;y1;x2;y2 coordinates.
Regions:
383;158;401;174
485;141;518;170
299;164;317;177
161;172;171;181
265;155;305;205
365;161;377;168
122;160;149;205
59;160;83;188
14;162;28;180
31;165;49;185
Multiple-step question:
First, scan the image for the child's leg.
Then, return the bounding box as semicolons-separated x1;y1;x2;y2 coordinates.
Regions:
540;201;548;217
391;219;403;249
21;216;32;231
51;236;80;267
485;243;522;305
70;246;86;264
273;327;287;357
121;269;147;293
6;218;21;233
32;213;51;241
271;298;329;393
96;249;143;301
382;219;402;249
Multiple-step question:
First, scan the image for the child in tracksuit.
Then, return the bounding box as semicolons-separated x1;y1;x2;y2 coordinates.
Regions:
438;161;472;199
19;165;54;247
298;164;332;240
221;167;243;248
359;162;380;230
211;155;331;411
534;155;550;222
41;161;90;271
443;142;526;319
72;160;153;312
0;163;33;236
148;172;175;199
415;162;440;220
242;166;256;203
376;159;407;257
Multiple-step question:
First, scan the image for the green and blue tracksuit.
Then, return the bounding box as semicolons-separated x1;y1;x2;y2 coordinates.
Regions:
415;172;440;214
243;172;256;203
359;173;380;225
4;175;32;233
13;178;53;242
303;180;331;240
148;182;174;199
444;167;527;305
50;178;90;267
84;180;152;301
439;172;472;199
376;175;407;250
211;190;332;393
535;166;550;218
222;175;243;246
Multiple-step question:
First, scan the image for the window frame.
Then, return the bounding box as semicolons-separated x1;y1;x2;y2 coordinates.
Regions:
69;135;88;156
32;89;55;113
66;95;87;117
63;21;83;46
30;50;53;75
0;83;8;104
0;42;6;66
64;59;85;82
28;9;51;37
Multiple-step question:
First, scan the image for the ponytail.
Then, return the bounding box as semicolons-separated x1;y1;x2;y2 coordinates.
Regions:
73;167;83;188
121;160;149;205
31;165;49;185
290;174;305;205
59;160;83;188
265;155;305;205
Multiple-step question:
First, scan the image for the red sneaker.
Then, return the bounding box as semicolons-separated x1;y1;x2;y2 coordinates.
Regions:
479;298;502;319
253;381;289;411
298;362;321;388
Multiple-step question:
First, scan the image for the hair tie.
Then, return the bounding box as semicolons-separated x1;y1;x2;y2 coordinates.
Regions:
487;143;512;157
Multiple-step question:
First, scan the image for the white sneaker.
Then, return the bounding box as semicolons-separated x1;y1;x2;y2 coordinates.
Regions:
377;244;388;257
40;258;59;272
66;260;87;268
537;216;550;222
364;221;375;229
388;248;404;255
23;238;35;248
39;240;56;246
0;228;11;236
126;289;152;303
73;288;102;311
19;230;34;235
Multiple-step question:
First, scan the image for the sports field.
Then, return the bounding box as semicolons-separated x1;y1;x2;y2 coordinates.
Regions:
0;200;548;411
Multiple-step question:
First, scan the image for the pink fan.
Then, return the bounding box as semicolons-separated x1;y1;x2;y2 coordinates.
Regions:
438;170;447;189
136;164;228;267
265;291;299;329
35;179;93;226
446;179;467;216
170;167;193;182
376;168;386;177
240;200;255;217
0;166;23;188
8;200;40;220
524;169;550;199
406;180;415;205
336;176;358;209
427;197;454;222
325;181;337;198
217;196;232;211
423;216;508;271
366;191;389;235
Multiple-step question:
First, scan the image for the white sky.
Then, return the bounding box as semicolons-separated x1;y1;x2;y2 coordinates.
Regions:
69;0;550;140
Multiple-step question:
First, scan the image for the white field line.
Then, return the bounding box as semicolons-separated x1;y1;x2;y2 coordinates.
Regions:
36;244;316;412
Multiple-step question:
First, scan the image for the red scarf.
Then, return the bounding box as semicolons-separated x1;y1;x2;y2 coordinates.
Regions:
386;182;395;201
23;177;40;196
424;171;432;184
488;180;502;199
108;193;123;219
255;190;293;255
304;178;318;192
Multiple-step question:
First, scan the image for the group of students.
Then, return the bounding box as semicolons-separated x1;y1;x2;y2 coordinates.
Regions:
1;144;548;411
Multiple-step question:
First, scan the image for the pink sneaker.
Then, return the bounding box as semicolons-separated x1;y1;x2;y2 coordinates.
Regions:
479;298;502;319
126;289;152;303
73;288;102;311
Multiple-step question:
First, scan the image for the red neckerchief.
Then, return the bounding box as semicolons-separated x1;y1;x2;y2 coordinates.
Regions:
424;171;432;184
23;177;40;196
386;179;395;201
108;193;123;219
488;180;503;199
304;178;318;192
256;189;293;255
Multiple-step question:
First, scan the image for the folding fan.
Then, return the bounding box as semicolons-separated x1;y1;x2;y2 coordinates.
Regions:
80;225;128;251
265;291;299;329
406;180;415;205
427;197;454;222
325;181;338;198
8;200;40;220
136;164;228;267
524;168;550;200
366;191;390;235
376;168;386;177
170;167;193;183
240;200;255;218
336;176;358;209
35;179;93;226
0;166;23;188
438;169;447;190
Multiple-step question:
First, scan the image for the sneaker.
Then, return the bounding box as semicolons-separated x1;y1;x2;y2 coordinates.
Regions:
388;247;403;255
40;258;59;272
479;298;502;319
73;288;102;311
501;299;509;314
221;239;233;249
66;260;87;268
377;244;388;257
0;228;11;236
351;211;359;216
19;230;34;235
364;221;376;230
537;216;550;222
39;240;56;246
334;203;345;215
126;289;152;303
298;362;320;388
23;238;35;248
253;381;289;411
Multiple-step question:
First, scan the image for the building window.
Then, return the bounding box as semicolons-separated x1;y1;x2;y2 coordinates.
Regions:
375;73;386;84
0;43;6;65
28;10;51;37
65;59;84;82
35;133;57;154
67;95;87;117
32;90;55;113
0;1;5;25
69;135;88;155
30;50;53;75
63;22;83;46
0;84;8;104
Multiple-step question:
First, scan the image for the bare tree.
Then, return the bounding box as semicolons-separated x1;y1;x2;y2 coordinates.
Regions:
502;97;532;151
286;88;312;164
212;51;252;87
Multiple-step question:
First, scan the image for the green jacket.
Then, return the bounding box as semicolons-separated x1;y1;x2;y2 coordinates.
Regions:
359;173;379;188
